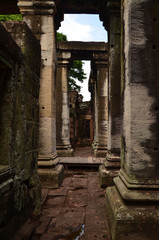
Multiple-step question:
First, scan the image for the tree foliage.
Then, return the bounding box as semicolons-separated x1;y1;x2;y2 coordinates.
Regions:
56;32;86;92
68;60;86;92
56;32;67;41
0;14;22;21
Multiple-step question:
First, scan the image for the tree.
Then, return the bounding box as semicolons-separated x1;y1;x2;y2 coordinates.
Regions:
68;60;86;92
0;14;22;21
56;32;86;92
56;32;67;41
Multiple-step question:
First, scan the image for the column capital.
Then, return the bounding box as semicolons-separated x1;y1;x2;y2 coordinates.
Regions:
57;51;71;61
107;0;121;12
92;52;108;70
100;0;121;31
57;50;72;68
18;0;56;15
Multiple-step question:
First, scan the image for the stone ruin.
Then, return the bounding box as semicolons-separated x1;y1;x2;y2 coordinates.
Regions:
0;0;159;239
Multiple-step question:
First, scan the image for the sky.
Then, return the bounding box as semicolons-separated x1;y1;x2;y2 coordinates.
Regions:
58;14;107;101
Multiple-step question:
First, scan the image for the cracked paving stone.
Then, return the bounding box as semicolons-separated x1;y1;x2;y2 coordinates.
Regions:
35;216;52;235
48;187;68;197
29;170;111;240
42;206;61;218
45;196;66;206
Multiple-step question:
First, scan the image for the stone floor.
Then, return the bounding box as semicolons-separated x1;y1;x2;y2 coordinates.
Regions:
59;146;105;168
14;170;110;240
14;147;111;240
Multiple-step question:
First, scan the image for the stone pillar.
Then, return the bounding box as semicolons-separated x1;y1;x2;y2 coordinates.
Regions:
56;52;74;156
106;1;159;239
90;69;98;151
18;0;64;188
69;91;78;150
99;1;121;187
93;56;108;157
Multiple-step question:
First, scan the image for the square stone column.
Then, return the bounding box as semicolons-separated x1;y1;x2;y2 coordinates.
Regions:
93;56;108;157
18;0;64;188
99;1;121;187
106;0;159;239
56;51;74;157
92;72;99;151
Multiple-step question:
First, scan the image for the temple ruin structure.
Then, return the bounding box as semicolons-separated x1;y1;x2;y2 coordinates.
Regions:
56;41;108;156
0;0;159;239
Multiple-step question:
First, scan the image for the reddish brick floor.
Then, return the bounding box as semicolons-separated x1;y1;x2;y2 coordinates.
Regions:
38;171;110;240
14;170;111;240
74;146;94;157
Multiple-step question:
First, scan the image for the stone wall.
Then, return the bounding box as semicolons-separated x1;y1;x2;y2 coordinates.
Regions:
0;22;41;239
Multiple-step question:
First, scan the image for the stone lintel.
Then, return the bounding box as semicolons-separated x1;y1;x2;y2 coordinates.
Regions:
107;1;121;11
0;3;20;15
100;0;121;32
105;186;159;240
57;41;108;61
57;41;108;53
18;0;56;15
61;0;101;14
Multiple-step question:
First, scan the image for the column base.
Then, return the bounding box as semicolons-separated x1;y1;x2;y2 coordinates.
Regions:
38;164;64;189
57;148;74;157
38;153;64;188
99;152;121;188
99;164;119;188
94;147;107;157
56;145;74;157
105;186;159;240
106;152;121;167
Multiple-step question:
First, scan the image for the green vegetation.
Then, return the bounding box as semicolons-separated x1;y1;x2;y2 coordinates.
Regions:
0;14;23;21
57;32;86;92
56;32;67;41
68;60;86;92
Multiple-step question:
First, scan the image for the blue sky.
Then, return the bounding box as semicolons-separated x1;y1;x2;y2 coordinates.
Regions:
58;14;107;100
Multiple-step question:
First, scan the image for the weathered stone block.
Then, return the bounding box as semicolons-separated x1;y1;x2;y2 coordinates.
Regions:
38;164;64;189
0;21;41;239
105;186;159;240
99;164;118;188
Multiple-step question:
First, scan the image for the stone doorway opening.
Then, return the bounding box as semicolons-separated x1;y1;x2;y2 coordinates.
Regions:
56;14;108;160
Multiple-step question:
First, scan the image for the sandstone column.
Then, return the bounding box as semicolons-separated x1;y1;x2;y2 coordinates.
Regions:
18;0;64;188
90;69;98;151
106;0;159;239
93;55;108;157
94;78;99;151
99;1;121;187
56;52;74;156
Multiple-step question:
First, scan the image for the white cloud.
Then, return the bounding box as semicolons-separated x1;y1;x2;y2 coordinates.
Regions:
59;15;93;41
58;14;107;101
80;61;91;101
68;61;91;101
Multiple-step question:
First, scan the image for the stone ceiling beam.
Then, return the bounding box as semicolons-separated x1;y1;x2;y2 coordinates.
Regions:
57;41;108;60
